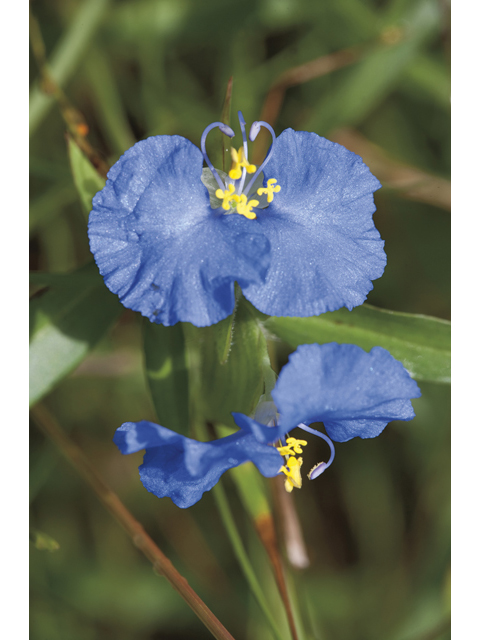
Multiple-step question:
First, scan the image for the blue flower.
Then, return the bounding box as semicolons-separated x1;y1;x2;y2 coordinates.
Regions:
114;343;420;507
89;112;386;327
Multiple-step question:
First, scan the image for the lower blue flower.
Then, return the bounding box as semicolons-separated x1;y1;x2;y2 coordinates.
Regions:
234;342;422;444
114;343;421;507
114;421;282;508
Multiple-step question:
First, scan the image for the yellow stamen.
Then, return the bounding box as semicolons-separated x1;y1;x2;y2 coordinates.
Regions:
279;456;303;492
276;437;307;492
276;437;307;457
215;183;237;211
234;194;258;220
257;178;281;203
229;147;256;180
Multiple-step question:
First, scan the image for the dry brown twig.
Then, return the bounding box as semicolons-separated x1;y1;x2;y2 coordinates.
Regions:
31;404;236;640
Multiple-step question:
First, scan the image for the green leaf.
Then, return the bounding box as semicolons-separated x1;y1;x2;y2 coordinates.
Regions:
29;183;78;234
183;297;269;428
68;137;106;218
401;54;451;109
29;262;124;406
84;47;136;155
29;0;111;136
306;0;441;133
264;304;450;384
143;321;190;434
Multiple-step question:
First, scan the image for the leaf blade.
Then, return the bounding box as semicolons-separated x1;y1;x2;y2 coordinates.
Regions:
29;263;123;406
68;137;106;218
264;304;450;384
143;321;190;434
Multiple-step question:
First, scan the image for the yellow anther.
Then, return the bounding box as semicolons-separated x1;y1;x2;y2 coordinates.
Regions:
234;194;258;220
229;147;256;180
279;456;303;492
276;437;307;457
215;183;237;211
257;178;281;203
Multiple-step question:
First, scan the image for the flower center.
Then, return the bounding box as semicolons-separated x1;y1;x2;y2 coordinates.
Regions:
228;147;256;180
200;111;281;220
276;427;337;492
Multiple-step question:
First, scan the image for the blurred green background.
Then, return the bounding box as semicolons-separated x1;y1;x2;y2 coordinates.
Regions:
29;0;451;638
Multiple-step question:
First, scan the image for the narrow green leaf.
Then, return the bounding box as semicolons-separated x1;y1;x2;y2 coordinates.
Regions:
183;297;269;428
29;262;123;406
29;0;111;135
84;47;136;155
68;137;106;218
401;54;451;109
143;321;190;434
264;304;450;384
306;0;441;133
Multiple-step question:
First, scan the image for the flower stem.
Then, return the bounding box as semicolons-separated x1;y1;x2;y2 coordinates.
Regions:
211;479;286;640
31;403;236;640
255;513;301;640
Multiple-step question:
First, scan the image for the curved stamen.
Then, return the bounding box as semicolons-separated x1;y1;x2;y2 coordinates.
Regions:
200;122;235;192
243;120;277;198
296;423;336;479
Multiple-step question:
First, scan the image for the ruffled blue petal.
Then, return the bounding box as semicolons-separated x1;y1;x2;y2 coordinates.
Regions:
242;129;386;317
89;136;271;327
233;343;421;444
114;420;282;508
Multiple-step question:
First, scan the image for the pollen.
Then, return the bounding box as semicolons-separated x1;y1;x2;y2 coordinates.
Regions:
229;147;256;180
276;437;308;492
215;183;237;211
276;437;307;457
257;178;281;203
234;194;258;220
279;456;303;492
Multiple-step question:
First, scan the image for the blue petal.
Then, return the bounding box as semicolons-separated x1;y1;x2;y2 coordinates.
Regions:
242;129;386;317
114;421;282;508
233;343;421;443
89;136;271;327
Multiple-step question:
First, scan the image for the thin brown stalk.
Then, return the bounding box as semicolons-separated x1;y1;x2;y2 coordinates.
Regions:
31;404;236;640
221;76;234;172
253;46;363;163
255;511;300;640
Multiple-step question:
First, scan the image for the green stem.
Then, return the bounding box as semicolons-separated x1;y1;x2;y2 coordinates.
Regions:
211;480;286;640
31;403;236;640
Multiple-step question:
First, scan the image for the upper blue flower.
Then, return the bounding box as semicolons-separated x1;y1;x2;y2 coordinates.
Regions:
114;343;421;508
89;112;385;327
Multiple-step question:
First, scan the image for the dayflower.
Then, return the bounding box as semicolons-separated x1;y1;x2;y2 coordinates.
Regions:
114;343;421;508
88;112;386;327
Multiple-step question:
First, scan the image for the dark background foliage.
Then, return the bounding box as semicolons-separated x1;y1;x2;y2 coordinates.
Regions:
30;0;450;638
